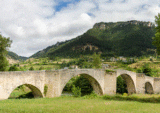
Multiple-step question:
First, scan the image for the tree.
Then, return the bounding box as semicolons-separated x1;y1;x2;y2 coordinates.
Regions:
142;63;152;76
8;65;19;71
152;13;160;54
116;76;127;94
29;66;34;71
92;53;101;68
0;34;11;71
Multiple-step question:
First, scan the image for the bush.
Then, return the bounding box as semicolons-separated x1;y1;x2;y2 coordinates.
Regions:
63;76;93;95
105;69;115;73
19;67;26;71
44;85;48;96
150;58;153;62
39;66;44;70
82;91;98;99
29;66;34;71
71;85;81;97
73;76;93;95
17;85;25;91
142;63;152;76
136;68;142;73
123;93;128;96
17;92;34;99
8;65;19;71
116;76;128;94
103;94;160;103
92;53;101;69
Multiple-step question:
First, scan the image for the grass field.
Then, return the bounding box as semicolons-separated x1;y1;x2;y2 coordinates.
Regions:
1;95;160;113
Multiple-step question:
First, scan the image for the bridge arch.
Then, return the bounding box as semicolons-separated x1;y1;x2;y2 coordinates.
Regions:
9;84;43;99
117;74;136;94
145;82;154;94
61;73;103;95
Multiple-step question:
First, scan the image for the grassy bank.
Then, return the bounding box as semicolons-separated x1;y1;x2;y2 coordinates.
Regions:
1;95;160;113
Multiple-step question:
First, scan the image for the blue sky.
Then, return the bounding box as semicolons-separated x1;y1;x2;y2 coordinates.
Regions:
0;0;160;57
55;0;80;12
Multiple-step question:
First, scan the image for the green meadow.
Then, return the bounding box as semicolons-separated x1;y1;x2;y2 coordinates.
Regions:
1;94;160;113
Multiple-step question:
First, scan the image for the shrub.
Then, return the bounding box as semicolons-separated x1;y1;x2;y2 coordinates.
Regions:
63;76;93;95
17;92;34;99
103;95;115;99
123;93;128;96
105;69;115;73
142;63;152;76
92;53;101;69
71;85;81;97
19;67;25;71
116;76;128;94
46;67;52;70
29;66;34;71
39;66;44;70
73;76;93;95
8;65;19;71
150;58;153;62
136;68;142;73
82;91;98;99
44;85;48;96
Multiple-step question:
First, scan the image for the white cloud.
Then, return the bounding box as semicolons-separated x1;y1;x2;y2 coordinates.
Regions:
0;0;159;57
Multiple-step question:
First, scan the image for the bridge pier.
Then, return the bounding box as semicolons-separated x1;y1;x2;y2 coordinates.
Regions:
45;71;61;98
135;73;145;94
103;72;116;95
153;78;160;94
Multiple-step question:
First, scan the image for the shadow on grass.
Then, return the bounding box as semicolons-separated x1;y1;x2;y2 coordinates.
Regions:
103;95;160;103
9;92;34;99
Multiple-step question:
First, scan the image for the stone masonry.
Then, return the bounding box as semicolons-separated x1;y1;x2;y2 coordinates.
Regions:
0;69;158;100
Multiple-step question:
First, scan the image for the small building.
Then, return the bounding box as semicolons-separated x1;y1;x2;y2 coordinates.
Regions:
102;64;111;69
118;56;127;61
64;67;69;69
110;57;117;62
70;65;78;69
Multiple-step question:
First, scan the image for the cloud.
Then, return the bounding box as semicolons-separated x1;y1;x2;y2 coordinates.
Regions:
0;0;160;57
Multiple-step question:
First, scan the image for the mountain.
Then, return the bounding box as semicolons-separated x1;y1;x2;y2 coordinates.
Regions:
8;51;28;61
31;20;156;58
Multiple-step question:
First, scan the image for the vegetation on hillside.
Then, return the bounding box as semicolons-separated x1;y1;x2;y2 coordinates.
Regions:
8;51;28;61
31;20;156;59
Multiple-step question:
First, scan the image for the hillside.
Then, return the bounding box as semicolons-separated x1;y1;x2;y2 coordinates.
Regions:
31;20;156;58
8;51;28;61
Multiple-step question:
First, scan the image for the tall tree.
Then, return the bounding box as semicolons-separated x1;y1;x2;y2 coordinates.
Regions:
92;53;101;69
152;13;160;54
0;34;12;71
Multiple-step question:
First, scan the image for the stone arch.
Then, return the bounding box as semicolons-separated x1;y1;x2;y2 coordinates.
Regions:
117;74;136;94
61;73;103;95
9;84;43;99
145;82;154;94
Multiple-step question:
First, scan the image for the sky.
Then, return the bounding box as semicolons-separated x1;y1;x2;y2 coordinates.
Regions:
0;0;160;57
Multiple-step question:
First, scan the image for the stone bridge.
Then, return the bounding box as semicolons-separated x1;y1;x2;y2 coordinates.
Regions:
0;69;160;100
